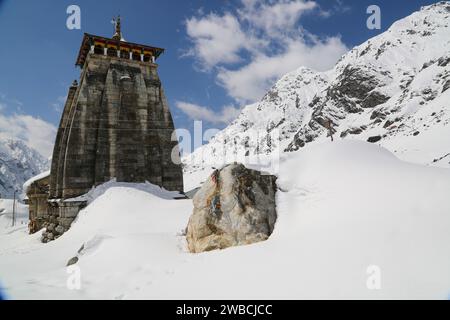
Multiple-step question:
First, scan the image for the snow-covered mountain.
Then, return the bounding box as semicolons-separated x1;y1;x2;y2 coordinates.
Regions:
0;138;50;198
184;2;450;178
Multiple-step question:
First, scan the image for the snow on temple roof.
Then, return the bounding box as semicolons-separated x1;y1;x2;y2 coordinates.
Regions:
23;170;50;192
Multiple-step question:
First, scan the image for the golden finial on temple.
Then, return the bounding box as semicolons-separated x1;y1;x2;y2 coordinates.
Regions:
112;15;123;41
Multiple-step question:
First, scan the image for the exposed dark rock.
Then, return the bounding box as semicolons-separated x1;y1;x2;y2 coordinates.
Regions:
259;88;280;108
370;110;387;120
55;225;65;235
432;153;450;163
367;136;382;143
443;80;450;93
362;91;390;108
298;69;387;139
334;66;382;101
400;75;414;90
340;126;366;138
438;55;450;67
317;66;391;116
421;60;435;70
66;256;79;266
359;44;372;57
375;41;396;59
286;137;305;151
285;129;308;152
384;119;395;128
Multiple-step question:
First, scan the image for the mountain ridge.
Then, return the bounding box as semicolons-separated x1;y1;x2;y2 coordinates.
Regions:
184;1;450;178
0;137;50;198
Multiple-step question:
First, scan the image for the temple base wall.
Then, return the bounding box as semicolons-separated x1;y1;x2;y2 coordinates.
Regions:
40;200;87;243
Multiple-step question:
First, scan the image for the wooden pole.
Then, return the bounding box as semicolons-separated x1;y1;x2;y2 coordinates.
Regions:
12;190;16;227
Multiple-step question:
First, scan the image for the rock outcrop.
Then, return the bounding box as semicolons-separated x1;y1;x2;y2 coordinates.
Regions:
186;163;277;253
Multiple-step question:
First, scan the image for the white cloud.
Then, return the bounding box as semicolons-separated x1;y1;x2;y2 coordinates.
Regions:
239;0;317;34
185;0;349;103
0;112;56;158
0;92;24;109
175;101;241;125
185;13;257;70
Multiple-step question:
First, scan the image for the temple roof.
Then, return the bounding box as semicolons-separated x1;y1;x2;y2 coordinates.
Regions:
75;33;165;67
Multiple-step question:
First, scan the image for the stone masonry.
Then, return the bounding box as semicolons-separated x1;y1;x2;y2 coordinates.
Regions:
49;53;183;199
29;22;184;242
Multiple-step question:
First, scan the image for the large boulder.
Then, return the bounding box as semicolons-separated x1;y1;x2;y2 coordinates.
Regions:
186;163;277;253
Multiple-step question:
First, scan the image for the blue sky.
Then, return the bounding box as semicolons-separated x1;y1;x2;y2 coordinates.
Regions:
0;0;439;156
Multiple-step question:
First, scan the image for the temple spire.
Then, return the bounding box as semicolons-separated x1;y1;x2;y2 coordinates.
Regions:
112;15;123;41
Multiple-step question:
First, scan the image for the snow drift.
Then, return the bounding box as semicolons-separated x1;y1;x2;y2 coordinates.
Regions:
0;141;449;299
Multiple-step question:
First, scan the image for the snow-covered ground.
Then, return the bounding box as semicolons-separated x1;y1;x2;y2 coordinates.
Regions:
0;141;449;299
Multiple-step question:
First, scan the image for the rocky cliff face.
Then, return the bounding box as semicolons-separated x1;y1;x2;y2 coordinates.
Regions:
0;138;49;198
184;2;450;176
186;163;277;253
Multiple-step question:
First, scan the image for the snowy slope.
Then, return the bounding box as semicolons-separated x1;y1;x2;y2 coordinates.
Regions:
0;137;49;198
184;2;450;182
0;141;449;299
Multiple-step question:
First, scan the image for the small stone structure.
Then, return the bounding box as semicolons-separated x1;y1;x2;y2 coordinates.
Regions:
186;163;277;253
25;173;50;233
26;17;184;242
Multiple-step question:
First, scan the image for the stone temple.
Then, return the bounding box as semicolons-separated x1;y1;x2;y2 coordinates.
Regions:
26;17;184;241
